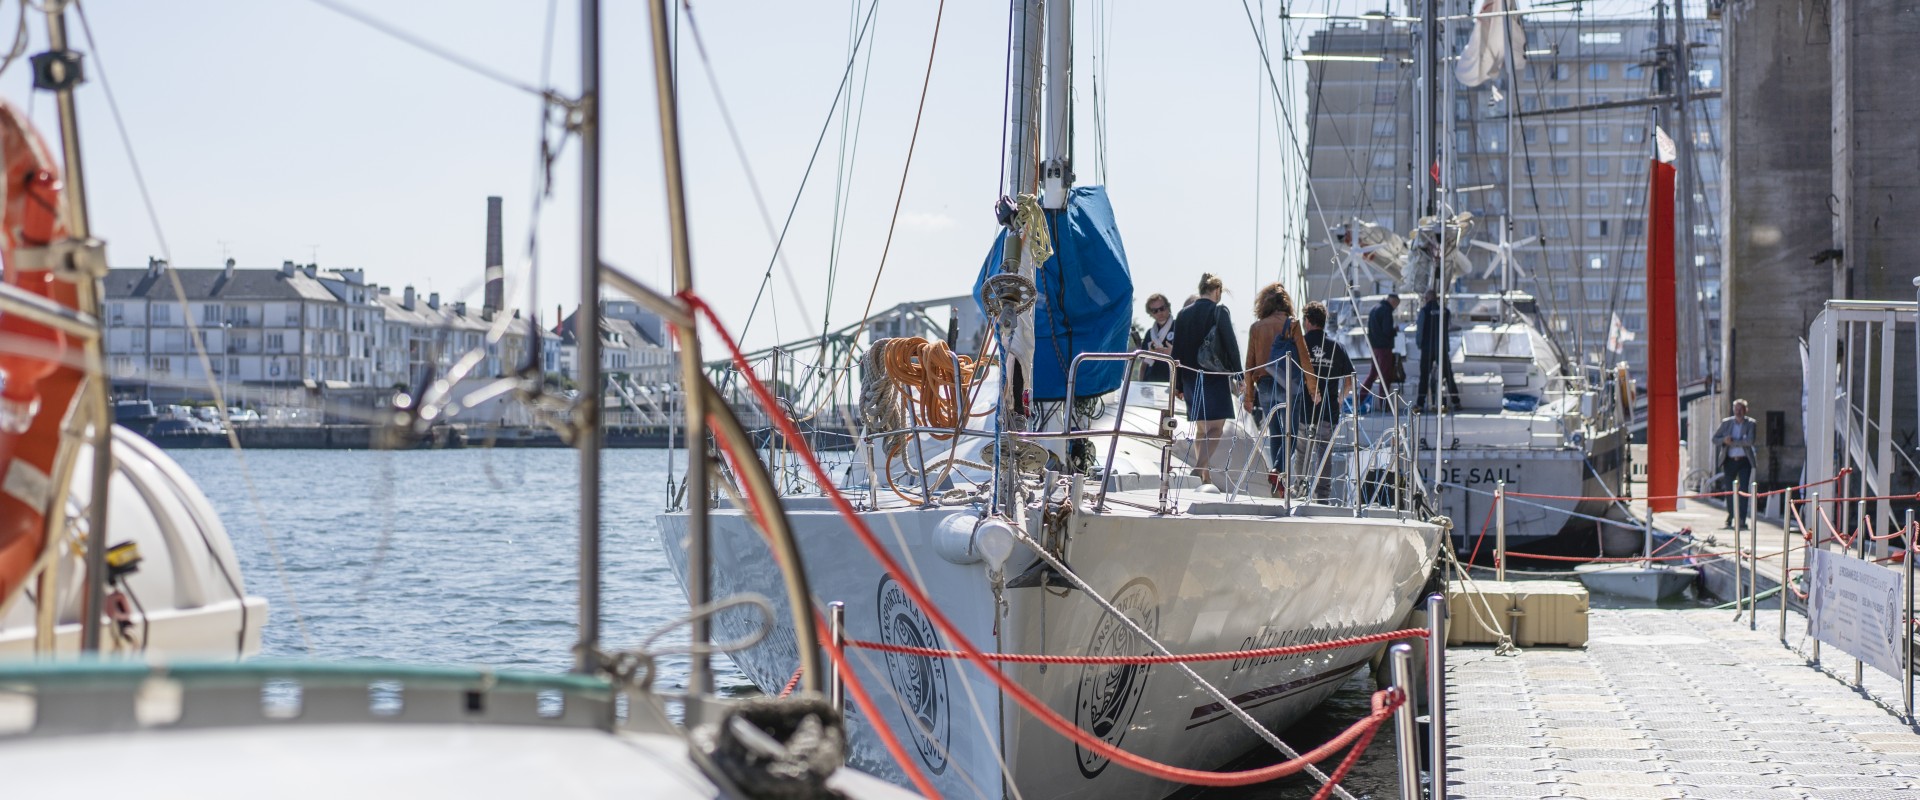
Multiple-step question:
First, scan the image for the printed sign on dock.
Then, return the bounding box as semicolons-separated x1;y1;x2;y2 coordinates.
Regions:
1806;548;1907;679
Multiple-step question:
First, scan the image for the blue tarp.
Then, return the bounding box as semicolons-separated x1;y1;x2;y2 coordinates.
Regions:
974;186;1134;402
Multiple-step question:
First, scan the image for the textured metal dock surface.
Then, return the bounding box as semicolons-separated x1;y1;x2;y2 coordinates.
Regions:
1447;608;1920;799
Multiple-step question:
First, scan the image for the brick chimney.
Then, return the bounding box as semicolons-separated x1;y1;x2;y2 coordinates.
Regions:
484;196;504;314
147;256;167;277
281;260;296;276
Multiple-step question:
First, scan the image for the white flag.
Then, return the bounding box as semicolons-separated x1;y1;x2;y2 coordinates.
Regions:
1653;126;1678;164
1607;313;1637;355
1455;1;1528;88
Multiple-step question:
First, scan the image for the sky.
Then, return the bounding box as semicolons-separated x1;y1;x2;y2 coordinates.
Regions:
6;0;1685;352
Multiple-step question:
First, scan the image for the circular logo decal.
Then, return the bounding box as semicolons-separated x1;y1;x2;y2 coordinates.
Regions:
876;575;951;775
1075;577;1160;778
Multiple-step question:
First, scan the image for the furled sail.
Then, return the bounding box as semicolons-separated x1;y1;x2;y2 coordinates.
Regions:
974;185;1133;402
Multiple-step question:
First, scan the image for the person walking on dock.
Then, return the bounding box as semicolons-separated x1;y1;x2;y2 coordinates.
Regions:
1356;293;1401;414
1172;274;1240;484
1415;289;1458;411
1243;282;1315;495
1137;293;1174;382
1299;302;1353;500
1715;399;1758;528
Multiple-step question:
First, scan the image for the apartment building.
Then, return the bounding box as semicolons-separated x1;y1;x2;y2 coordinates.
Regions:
1302;15;1723;383
104;259;346;399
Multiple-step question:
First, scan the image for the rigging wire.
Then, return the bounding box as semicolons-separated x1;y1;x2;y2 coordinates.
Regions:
729;0;883;345
304;0;555;101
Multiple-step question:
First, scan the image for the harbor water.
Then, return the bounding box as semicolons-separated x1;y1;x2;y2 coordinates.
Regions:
180;447;1401;798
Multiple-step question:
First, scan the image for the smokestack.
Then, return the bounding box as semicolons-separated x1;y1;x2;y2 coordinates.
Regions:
484;196;504;314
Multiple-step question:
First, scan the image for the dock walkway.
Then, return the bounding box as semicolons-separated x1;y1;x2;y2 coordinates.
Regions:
1447;607;1920;800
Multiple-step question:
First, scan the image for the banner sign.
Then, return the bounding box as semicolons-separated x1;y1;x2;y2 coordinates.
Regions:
1807;548;1907;679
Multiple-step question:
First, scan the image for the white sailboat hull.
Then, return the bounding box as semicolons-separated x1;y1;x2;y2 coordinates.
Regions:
659;496;1442;800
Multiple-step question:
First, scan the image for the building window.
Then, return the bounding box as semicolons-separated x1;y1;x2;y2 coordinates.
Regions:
1624;64;1645;79
1551;64;1573;81
1587;252;1609;269
1626;285;1645;300
1371;151;1395;169
151;356;171;375
151;304;171;325
1520;221;1540;237
1587;220;1611;238
201;304;222;324
1521;96;1539;112
1588;63;1610;81
1623;126;1645;144
1374;87;1395;105
1547;189;1570;207
267;333;285;352
1550;127;1570;144
1372;119;1396;137
1550;158;1571;176
1551;94;1571;108
1586;190;1610;207
1624;219;1644;237
1371;182;1395;202
1587;127;1610;145
1553;284;1570;301
1548;220;1571;238
1624;191;1644;207
1586;157;1610;176
1547;252;1571;270
1623;158;1647;175
1585;282;1609;301
1587;94;1610;105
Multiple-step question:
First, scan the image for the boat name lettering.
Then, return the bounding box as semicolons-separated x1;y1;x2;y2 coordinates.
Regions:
1230;621;1376;670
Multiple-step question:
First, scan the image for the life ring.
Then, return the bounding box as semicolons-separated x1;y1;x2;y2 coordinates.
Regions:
0;100;83;606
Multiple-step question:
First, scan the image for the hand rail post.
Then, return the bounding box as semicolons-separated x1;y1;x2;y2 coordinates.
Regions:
1390;644;1421;800
1904;509;1915;723
827;601;846;714
1856;494;1867;688
1810;491;1822;663
1425;593;1447;794
1750;487;1761;630
1780;499;1793;644
1733;488;1745;621
1494;480;1507;580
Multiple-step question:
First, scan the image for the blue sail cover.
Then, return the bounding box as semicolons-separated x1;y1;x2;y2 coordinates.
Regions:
975;185;1134;402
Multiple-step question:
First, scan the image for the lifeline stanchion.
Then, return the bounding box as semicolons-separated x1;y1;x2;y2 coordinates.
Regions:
1733;491;1746;623
1856;508;1867;689
1750;487;1762;630
827;601;845;714
1494;480;1507;580
1810;492;1822;664
1425;593;1446;796
1390;644;1419;800
1779;505;1793;644
1905;509;1915;723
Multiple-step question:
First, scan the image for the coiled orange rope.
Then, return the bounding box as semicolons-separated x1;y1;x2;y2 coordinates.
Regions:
881;336;978;439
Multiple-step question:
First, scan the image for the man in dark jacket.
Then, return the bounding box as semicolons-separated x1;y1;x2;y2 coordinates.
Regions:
1356;294;1400;412
1415;290;1458;411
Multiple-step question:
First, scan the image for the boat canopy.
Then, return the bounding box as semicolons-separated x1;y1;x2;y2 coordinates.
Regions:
974;185;1134;402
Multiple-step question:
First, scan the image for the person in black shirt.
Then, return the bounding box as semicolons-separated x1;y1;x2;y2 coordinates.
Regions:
1298;302;1353;499
1415;289;1459;411
1356;294;1400;413
1171;273;1240;483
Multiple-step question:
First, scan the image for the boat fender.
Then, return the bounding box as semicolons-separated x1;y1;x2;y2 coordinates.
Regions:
932;512;985;565
932;512;1017;568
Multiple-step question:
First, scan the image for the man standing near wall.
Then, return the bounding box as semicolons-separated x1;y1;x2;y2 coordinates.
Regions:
1715;398;1758;529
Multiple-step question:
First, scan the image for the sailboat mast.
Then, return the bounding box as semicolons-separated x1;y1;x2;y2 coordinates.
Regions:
38;1;114;653
577;0;605;676
643;0;714;699
1042;0;1072;210
992;0;1045;515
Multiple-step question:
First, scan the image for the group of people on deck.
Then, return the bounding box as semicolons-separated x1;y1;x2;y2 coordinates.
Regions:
1136;274;1460;498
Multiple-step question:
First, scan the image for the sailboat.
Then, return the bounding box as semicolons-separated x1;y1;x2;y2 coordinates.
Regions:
1310;3;1631;555
658;3;1445;798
